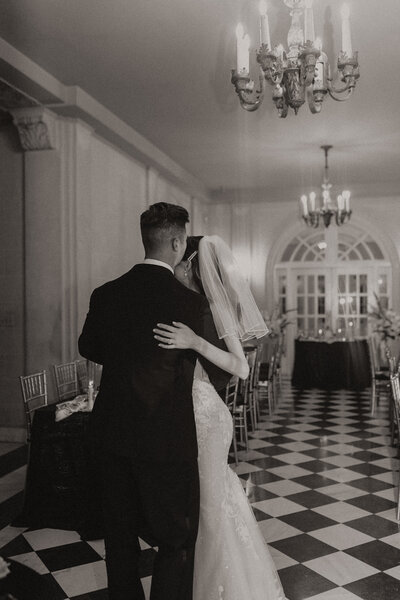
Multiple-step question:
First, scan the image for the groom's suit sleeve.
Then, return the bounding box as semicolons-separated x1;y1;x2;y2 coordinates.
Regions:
197;297;232;392
78;288;106;365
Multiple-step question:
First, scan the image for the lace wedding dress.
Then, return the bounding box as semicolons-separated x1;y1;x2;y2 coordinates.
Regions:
192;363;287;600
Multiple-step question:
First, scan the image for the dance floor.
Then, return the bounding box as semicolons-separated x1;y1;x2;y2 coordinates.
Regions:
0;383;400;599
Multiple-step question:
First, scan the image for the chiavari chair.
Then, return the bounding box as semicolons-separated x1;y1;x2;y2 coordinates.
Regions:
389;373;400;521
225;376;241;464
53;361;79;402
368;337;390;415
19;370;48;442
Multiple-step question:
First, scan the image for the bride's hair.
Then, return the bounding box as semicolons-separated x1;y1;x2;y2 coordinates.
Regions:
183;236;205;295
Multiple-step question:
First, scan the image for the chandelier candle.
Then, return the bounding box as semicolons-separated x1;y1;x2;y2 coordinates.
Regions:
236;24;250;74
341;4;353;56
300;146;352;228
304;0;315;42
259;1;271;48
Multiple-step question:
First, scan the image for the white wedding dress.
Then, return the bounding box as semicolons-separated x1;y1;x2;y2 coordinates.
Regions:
192;362;287;600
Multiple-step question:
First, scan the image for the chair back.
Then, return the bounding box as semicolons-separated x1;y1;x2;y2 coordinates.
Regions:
391;373;400;411
225;376;240;412
53;361;79;401
246;348;257;385
268;352;276;381
19;370;48;440
75;359;89;394
389;355;398;376
368;337;379;376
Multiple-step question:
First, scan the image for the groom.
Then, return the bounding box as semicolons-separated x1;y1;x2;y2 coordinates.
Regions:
79;202;230;600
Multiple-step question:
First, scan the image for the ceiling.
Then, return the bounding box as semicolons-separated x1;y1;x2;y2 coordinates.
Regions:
0;0;399;201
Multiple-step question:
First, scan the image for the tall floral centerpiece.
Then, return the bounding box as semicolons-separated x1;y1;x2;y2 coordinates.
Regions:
369;293;400;366
369;294;400;341
262;306;295;354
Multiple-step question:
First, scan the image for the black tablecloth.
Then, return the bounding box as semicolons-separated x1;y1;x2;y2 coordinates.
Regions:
14;403;103;539
292;339;371;391
0;559;55;600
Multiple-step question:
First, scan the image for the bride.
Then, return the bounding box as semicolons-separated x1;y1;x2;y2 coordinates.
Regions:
153;235;287;600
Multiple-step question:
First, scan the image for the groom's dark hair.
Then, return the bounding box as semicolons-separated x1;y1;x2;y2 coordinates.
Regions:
140;202;189;253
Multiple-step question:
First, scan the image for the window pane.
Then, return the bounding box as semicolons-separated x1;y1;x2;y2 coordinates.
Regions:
337;317;346;331
308;297;315;315
279;275;286;295
297;318;304;332
338;296;347;314
378;275;387;294
293;245;308;262
359;318;368;336
297;297;304;315
318;296;325;315
348;296;357;313
360;296;368;314
304;250;316;261
366;241;384;259
338;275;346;294
308;318;315;333
355;243;370;260
308;276;315;294
280;297;286;314
318;275;325;294
349;275;357;293
380;296;389;310
359;274;368;293
297;275;305;294
317;318;326;331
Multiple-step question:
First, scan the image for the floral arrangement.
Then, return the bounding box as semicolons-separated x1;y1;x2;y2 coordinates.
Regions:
263;306;295;336
369;293;400;340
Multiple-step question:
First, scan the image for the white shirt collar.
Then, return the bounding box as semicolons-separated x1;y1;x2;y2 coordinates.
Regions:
142;258;174;275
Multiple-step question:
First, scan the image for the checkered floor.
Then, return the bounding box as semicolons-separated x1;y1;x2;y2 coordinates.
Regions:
1;383;400;599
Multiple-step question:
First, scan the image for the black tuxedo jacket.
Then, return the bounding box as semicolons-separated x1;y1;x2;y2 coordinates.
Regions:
78;264;231;461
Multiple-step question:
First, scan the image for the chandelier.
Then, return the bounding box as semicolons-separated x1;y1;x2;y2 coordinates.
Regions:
300;145;351;228
231;0;360;118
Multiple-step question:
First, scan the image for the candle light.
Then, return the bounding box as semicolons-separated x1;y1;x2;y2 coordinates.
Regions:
313;37;326;90
259;0;271;48
341;4;352;56
301;194;308;215
309;191;316;212
342;190;351;211
87;360;95;410
236;24;250;74
304;0;315;43
337;194;344;211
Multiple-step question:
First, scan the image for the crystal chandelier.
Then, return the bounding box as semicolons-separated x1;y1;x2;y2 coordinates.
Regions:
300;145;351;228
231;0;360;118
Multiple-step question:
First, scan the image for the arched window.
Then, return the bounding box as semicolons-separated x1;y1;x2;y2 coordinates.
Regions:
275;224;391;338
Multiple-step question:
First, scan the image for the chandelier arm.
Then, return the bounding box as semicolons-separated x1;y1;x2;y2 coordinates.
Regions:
231;71;265;111
307;86;322;114
327;86;354;102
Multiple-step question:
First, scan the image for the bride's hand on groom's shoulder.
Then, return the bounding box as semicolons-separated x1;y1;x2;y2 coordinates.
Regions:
153;322;199;351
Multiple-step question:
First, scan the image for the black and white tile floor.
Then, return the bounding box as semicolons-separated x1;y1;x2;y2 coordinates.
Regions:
1;383;400;599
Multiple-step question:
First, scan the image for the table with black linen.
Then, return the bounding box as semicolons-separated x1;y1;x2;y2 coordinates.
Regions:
0;558;55;600
291;338;371;391
14;403;103;540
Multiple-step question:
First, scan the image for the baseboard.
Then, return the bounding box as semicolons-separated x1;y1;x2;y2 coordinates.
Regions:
0;427;26;443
